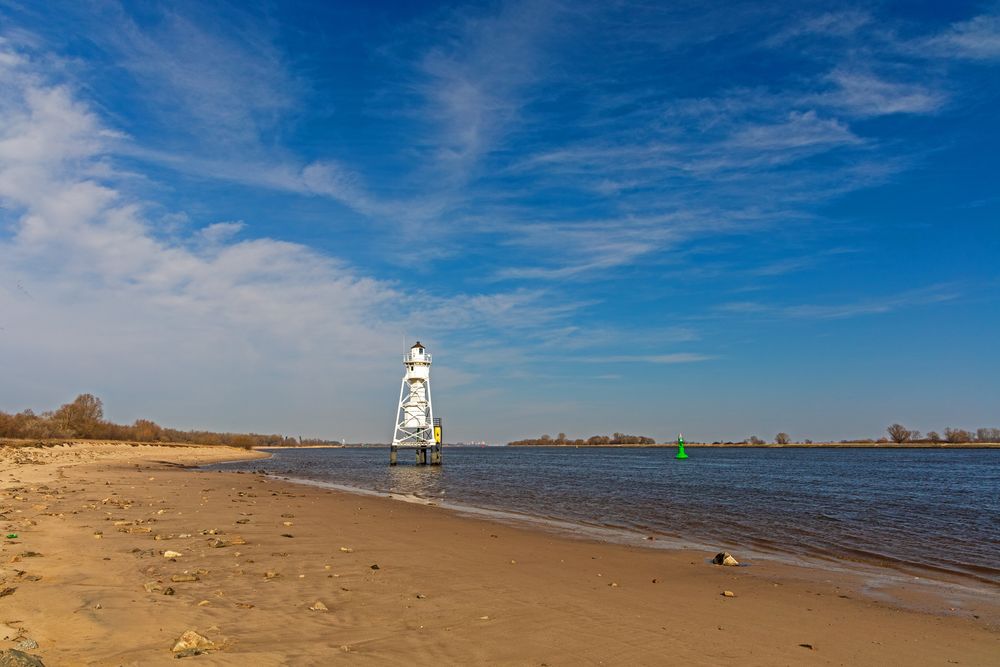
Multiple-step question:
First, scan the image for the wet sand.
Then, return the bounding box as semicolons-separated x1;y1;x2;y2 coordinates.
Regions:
1;442;997;665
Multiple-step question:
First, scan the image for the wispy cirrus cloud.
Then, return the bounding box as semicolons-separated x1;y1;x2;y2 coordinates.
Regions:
716;284;961;320
584;353;713;364
919;13;1000;61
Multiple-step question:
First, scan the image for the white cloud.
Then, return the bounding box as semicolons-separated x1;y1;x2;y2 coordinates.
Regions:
922;14;1000;61
106;7;298;147
726;110;859;150
715;285;961;320
816;69;945;116
589;353;713;364
196;221;245;244
413;0;560;176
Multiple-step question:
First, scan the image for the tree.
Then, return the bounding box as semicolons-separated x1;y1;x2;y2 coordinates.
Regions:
54;394;104;437
909;430;922;442
944;427;972;443
976;427;1000;443
926;431;941;443
775;432;790;444
747;435;765;445
133;419;162;442
886;423;911;443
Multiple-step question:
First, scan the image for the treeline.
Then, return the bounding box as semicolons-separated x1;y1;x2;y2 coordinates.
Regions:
508;432;656;446
884;424;1000;444
710;425;1000;445
0;394;338;449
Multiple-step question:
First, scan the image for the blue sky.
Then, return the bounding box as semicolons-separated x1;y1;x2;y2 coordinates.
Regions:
0;0;998;443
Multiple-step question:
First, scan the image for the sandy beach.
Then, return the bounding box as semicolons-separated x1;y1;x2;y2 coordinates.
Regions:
1;442;997;665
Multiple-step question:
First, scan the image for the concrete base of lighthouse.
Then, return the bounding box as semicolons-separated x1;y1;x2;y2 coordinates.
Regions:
388;443;441;466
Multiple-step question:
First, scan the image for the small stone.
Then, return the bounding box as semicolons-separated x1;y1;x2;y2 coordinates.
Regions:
282;521;293;526
609;582;619;587
163;587;175;596
143;582;163;593
13;640;37;651
171;573;199;583
163;550;182;559
265;571;279;579
281;513;294;518
280;534;294;538
339;547;353;553
415;593;427;599
798;643;815;650
712;552;739;566
197;600;211;607
722;590;736;597
229;536;247;545
370;564;380;570
309;601;328;612
171;629;214;653
0;649;45;667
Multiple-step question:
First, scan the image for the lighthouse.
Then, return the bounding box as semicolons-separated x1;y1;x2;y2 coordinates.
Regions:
390;341;441;465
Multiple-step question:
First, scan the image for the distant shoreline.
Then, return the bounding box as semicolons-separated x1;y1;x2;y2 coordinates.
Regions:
507;442;1000;449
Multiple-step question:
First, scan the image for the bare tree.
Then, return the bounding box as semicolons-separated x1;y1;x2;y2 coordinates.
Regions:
54;394;104;438
926;431;941;443
976;427;1000;443
775;432;790;444
944;428;973;443
886;423;911;443
747;435;765;445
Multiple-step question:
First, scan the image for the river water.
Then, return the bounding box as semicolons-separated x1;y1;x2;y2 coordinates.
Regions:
208;446;1000;588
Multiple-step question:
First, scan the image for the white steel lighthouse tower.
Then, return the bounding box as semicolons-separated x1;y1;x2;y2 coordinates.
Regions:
390;341;441;465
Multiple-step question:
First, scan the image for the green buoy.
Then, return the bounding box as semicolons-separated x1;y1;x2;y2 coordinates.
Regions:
675;433;688;460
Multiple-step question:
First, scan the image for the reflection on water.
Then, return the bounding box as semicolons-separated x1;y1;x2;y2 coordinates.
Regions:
209;446;1000;588
386;464;444;498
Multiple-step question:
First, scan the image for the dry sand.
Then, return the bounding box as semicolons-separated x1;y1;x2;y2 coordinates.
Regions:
1;442;997;665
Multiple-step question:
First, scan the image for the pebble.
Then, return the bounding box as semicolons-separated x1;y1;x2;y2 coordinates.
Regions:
14;639;37;651
171;573;199;583
163;550;182;559
309;601;329;612
722;590;736;597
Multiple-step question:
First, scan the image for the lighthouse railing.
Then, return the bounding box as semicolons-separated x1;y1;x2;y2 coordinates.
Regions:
403;352;432;363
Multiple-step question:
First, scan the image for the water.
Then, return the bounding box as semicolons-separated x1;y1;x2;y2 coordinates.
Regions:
209;446;1000;588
